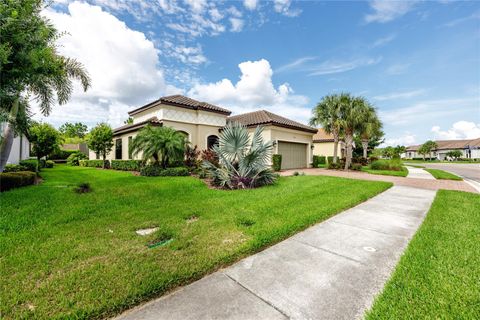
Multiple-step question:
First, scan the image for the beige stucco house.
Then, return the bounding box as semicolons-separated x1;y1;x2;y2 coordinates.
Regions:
89;95;318;169
312;128;344;159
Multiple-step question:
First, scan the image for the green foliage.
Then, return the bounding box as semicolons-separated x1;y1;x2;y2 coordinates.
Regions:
203;123;276;189
59;122;88;138
184;145;200;171
87;123;113;167
350;163;363;171
327;162;342;170
200;149;218;167
130;126;186;169
29;122;62;160
272;154;282;171
0;171;36;192
48;149;78;160
381;145;406;159
111;160;144;171
139;165;189;177
66;151;88;166
19;159;38;172
79;160;110;168
124;117;134;125
45;160;54;168
370;159;402;171
3;164;27;172
312;155;326;167
327;156;334;164
309;94;343;141
446;150;462;160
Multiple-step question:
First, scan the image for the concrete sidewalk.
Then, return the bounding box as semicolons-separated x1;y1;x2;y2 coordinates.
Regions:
115;186;436;320
405;166;435;180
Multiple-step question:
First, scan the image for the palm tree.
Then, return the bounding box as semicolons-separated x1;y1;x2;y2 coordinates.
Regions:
130;126;186;169
309;94;344;164
358;106;383;159
203;122;276;189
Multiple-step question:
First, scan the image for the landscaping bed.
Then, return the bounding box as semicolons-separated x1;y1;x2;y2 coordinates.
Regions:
424;168;462;181
366;190;480;319
1;165;391;319
362;166;408;177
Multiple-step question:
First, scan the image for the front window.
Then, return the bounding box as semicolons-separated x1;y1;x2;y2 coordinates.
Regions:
115;138;122;160
207;135;219;150
128;136;133;159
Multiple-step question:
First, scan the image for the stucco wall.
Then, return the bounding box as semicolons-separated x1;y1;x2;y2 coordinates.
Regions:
313;141;342;157
6;134;30;164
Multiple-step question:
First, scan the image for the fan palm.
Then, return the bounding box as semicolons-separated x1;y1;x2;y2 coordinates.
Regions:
130;126;186;169
309;94;344;164
358;106;383;159
203;122;276;189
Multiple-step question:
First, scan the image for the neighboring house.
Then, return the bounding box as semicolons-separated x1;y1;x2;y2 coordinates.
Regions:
90;95;317;169
5;134;30;165
312;128;345;159
62;143;88;155
404;138;480;160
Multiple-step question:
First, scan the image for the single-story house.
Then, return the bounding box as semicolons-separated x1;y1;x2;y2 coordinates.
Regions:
90;95;318;169
404;138;480;160
312;128;345;159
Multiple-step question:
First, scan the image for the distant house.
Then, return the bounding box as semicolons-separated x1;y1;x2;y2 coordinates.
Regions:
90;95;317;169
5;134;30;165
312;128;345;159
405;138;480;160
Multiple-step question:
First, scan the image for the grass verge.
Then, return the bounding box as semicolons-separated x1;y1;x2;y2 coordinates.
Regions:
365;190;480;319
362;166;408;177
0;165;390;319
424;168;463;180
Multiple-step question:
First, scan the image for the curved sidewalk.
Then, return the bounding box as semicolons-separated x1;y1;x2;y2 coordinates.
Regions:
280;168;478;193
115;186;436;320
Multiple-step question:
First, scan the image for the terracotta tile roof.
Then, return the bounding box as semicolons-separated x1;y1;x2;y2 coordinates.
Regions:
228;110;317;133
406;138;480;151
113;117;162;136
313;128;335;142
128;95;231;116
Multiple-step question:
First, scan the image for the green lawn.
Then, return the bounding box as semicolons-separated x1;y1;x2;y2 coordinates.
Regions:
362;166;409;177
365;190;480;319
1;165;390;319
424;168;463;180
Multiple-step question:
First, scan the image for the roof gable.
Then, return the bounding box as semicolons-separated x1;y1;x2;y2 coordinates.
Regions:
228;110;317;133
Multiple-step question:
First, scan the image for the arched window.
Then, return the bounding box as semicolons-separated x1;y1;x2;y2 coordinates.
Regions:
207;135;219;150
177;130;189;141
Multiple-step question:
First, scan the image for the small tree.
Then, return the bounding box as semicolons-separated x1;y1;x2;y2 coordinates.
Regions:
446;150;462;161
418;144;429;161
87;123;113;168
420;140;438;160
59;122;88;138
29;123;62;165
124;117;134;125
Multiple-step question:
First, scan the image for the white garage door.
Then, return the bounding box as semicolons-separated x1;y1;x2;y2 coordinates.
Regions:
277;141;308;170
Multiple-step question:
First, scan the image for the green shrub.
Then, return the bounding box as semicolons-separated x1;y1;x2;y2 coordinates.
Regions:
67;151;88;166
45;160;54;168
3;164;27;173
272;154;282;171
368;156;379;163
370;159;402;171
79;160;110;168
111;160;144;171
327;156;334;164
352;157;368;166
140;165;189;177
351;163;362;171
48;149;78;160
313;155;326;167
328;162;341;170
0;171;36;192
19;160;39;172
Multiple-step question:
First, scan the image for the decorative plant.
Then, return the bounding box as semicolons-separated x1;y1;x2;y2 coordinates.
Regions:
202;122;277;189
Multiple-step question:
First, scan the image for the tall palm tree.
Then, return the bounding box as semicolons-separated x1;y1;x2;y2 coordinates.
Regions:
309;94;344;164
130;126;186;169
358;106;383;159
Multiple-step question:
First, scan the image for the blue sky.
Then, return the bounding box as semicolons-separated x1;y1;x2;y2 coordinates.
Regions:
37;0;480;146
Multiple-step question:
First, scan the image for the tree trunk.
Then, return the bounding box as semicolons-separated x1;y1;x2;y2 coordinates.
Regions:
332;131;339;164
102;152;106;169
361;139;368;159
344;133;353;170
0;98;19;172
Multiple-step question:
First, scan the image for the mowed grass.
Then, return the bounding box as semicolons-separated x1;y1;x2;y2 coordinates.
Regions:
424;168;463;180
0;165;390;319
362;166;408;177
366;190;480;319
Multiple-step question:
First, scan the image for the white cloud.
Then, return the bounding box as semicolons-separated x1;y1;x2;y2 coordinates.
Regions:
385;63;411;75
35;1;179;128
309;57;382;76
374;89;426;101
243;0;258;10
273;0;302;17
230;18;245;32
443;11;480;27
188;59;310;123
371;34;396;48
184;0;208;14
432;121;480;140
383;133;417;147
275;56;316;73
163;42;207;65
365;0;417;23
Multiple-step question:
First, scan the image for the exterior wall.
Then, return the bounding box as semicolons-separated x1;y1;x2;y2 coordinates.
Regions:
312;141;342;158
6;134;30;164
405;148;480;160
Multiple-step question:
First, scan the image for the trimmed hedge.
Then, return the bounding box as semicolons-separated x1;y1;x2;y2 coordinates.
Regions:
48;149;78;160
327;156;334;164
272;154;282;172
140;165;190;177
313;155;326;167
111;160;144;171
0;171;36;192
3;164;27;173
45;160;54;168
19;160;39;172
79;160;110;168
